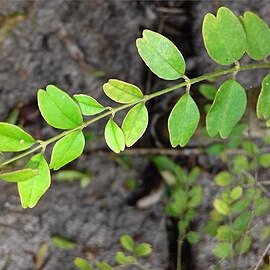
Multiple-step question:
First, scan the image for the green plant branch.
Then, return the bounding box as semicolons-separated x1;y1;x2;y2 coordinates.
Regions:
1;62;270;170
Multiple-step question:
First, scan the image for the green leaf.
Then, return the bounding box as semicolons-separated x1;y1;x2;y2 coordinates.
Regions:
212;242;232;258
188;185;203;208
74;94;105;116
259;153;270;168
0;122;35;152
217;225;234;241
206;80;247;138
51;235;76;249
122;103;148;147
232;155;249;174
213;198;230;216
260;226;270;241
233;211;251;232
214;171;232;187
134;243;152;256
186;231;200;244
205;220;219;237
96;262;113;270
37;85;83;129
230;186;243;201
231;198;250;214
18;153;51;208
168;94;200;147
103;80;143;104
115;252;136;265
241;12;270;60
235;235;252;254
136;29;185;80
120;235;134;252
74;258;93;270
257;74;270;120
0;168;38;183
50;131;85;170
199;84;217;101
202;7;246;65
254;197;270;216
105;119;125;153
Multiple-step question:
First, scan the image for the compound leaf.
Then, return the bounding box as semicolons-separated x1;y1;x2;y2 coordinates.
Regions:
257;74;270;120
103;80;143;104
206;80;247;138
0;168;38;183
168;94;200;147
74;94;105;116
136;29;185;80
122;103;148;147
202;7;246;65
105;119;125;153
50;131;85;170
241;12;270;60
17;153;51;208
0;122;35;152
38;85;82;129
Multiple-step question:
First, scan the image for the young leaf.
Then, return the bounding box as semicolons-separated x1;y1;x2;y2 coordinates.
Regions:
0;122;35;152
233;211;251;232
0;168;38;183
217;225;234;241
230;186;243;201
259;153;270;168
120;235;135;252
206;80;247;138
241;12;270;60
103;80;143;104
115;252;136;265
254;197;270;216
17;153;51;208
168;94;200;147
104;119;125;153
136;29;185;80
199;84;217;101
212;242;232;258
214;171;232;187
74;94;105;116
235;235;252;254
134;243;152;256
96;262;113;270
202;7;246;65
50;131;85;170
74;258;94;270
257;74;270;120
122;103;148;147
38;85;83;129
186;231;200;244
213;198;230;216
51;235;76;249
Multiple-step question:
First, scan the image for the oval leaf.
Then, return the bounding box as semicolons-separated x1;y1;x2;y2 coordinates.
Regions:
120;235;134;252
212;242;232;258
122;103;148;147
257;74;270;120
103;80;143;104
206;80;247;138
241;12;270;60
0;168;38;183
50;131;85;170
136;29;185;80
74;258;93;270
0;122;35;152
17;153;51;208
168;94;200;147
105;119;125;153
38;85;83;129
74;94;105;116
202;7;246;65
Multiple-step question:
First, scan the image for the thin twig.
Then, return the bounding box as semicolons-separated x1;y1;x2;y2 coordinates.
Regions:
253;241;270;270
